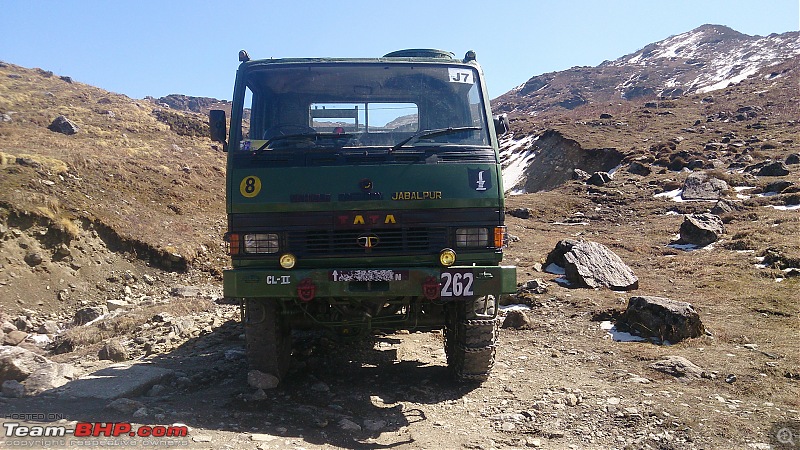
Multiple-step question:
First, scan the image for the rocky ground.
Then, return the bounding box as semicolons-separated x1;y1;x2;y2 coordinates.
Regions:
2;155;799;449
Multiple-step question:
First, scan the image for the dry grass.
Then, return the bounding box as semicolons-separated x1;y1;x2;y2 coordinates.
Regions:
56;298;214;351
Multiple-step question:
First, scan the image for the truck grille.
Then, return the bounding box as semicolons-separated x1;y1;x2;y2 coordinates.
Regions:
288;228;447;256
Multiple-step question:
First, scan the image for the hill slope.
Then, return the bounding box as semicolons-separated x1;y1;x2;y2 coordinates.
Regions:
493;25;800;115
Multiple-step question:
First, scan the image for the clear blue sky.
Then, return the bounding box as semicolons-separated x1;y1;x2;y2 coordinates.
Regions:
1;0;797;101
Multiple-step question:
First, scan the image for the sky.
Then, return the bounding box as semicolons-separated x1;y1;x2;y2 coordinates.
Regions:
1;0;798;101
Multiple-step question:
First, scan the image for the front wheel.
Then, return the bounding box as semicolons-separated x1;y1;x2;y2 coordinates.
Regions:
444;295;499;382
244;299;291;381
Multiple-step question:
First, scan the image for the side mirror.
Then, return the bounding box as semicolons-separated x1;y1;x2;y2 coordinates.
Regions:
209;109;228;151
493;114;510;136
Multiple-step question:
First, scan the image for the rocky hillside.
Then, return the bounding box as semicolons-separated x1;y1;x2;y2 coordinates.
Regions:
493;25;800;115
499;51;800;194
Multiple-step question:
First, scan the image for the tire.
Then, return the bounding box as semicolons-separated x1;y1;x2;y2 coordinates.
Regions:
445;295;499;382
244;299;291;381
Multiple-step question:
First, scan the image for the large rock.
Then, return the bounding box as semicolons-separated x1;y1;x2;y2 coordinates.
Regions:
621;296;705;343
48;115;79;135
649;356;704;378
0;346;75;395
98;340;129;362
547;240;638;291
0;346;45;381
681;171;728;200
677;213;724;246
757;161;789;176
501;310;533;329
73;305;108;325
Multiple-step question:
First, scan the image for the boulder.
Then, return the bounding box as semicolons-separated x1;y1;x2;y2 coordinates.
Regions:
501;310;533;329
649;355;704;378
757;161;789;176
247;369;279;390
710;200;734;215
627;161;652;176
507;207;531;219
98;340;129;362
3;330;28;346
764;180;793;194
621;296;705;343
24;361;75;395
0;346;45;381
48;115;79;135
587;171;612;186
681;171;728;200
677;213;724;246
547;240;638;291
73;305;108;325
786;153;800;165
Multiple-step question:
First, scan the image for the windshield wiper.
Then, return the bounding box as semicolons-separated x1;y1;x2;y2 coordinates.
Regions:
390;126;481;152
256;132;318;152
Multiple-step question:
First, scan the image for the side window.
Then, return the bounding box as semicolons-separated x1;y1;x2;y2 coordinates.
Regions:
242;86;253;140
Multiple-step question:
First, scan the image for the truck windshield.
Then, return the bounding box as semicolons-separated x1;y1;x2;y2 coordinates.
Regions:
237;64;490;151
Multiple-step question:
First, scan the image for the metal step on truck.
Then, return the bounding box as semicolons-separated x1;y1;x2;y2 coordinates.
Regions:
209;48;516;384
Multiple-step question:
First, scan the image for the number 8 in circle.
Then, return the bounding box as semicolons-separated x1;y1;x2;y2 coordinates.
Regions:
240;176;261;198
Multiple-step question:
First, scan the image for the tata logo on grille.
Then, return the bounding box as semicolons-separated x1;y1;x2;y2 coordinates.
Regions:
357;234;380;248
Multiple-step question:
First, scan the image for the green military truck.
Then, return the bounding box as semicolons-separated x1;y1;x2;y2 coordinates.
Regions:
210;48;516;383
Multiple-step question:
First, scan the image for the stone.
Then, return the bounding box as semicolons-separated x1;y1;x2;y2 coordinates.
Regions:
565;393;579;406
363;419;387;432
37;320;59;335
73;305;108;325
0;346;44;381
57;363;173;400
587;171;612;186
649;356;704;378
54;244;71;259
572;168;590;180
247;369;279;390
23;252;44;267
524;278;549;294
171;285;201;297
677;213;724;246
681;171;728;200
338;418;362;432
16;360;75;395
502;310;533;329
710;200;734;215
106;299;129;312
106;398;145;414
48;115;79;135
2;379;25;397
627;161;652;176
548;240;638;290
98;340;129;362
507;207;531;219
785;153;800;165
757;161;789;176
3;330;28;346
621;296;705;343
764;180;793;193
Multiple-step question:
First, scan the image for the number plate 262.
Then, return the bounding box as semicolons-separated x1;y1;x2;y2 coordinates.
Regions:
440;270;474;298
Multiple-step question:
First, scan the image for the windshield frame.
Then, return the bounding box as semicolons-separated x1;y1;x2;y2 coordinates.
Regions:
229;59;496;154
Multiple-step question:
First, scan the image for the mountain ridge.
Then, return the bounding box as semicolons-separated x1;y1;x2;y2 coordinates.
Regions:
493;24;800;115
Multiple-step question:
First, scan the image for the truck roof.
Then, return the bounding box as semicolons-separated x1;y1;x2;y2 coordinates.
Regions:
237;49;478;67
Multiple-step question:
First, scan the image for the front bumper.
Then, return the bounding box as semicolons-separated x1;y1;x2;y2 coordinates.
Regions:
224;265;517;300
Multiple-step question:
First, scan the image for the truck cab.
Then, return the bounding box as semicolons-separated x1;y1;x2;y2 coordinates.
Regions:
210;49;516;383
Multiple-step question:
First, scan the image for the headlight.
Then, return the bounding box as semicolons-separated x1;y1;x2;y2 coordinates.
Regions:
455;228;489;247
243;233;279;254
